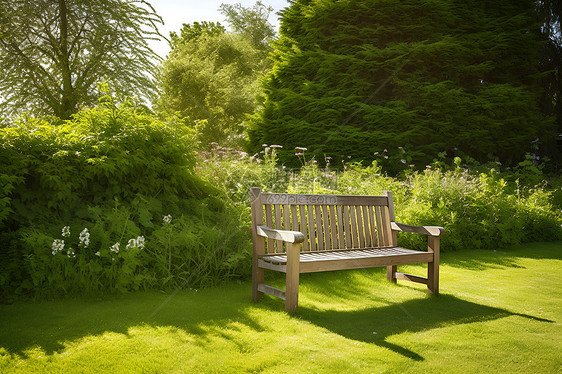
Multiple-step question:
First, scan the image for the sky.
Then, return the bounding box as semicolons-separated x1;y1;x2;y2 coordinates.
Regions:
148;0;290;58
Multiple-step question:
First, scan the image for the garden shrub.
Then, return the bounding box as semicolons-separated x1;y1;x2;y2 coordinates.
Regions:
0;97;251;299
202;148;561;253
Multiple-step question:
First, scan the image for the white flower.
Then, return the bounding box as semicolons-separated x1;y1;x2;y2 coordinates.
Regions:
109;243;120;253
126;238;136;250
51;239;65;255
79;228;90;247
61;226;71;237
136;236;145;250
66;250;76;258
95;251;101;256
163;214;172;224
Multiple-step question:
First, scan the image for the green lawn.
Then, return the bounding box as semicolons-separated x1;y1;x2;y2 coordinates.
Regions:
1;242;560;373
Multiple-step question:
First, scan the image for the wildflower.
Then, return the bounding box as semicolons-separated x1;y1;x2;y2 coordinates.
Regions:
51;239;65;255
295;152;303;156
110;243;120;253
79;228;90;247
295;146;307;151
136;236;145;250
262;144;268;147
163;214;172;224
270;144;283;149
126;236;146;250
67;250;76;258
61;226;71;237
126;238;136;249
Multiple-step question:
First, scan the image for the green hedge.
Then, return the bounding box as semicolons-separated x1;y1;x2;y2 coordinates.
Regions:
0;98;250;299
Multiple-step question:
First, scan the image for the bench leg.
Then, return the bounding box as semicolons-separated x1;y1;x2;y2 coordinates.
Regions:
427;236;440;295
285;243;300;312
252;257;264;301
387;265;397;283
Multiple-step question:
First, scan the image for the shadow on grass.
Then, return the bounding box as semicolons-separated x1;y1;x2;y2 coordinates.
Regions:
0;287;265;357
297;294;553;361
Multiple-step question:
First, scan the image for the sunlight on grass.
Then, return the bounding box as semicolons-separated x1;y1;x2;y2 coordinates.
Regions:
1;242;560;373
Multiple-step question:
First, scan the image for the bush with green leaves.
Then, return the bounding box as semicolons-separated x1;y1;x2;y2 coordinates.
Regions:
0;97;251;299
198;147;561;254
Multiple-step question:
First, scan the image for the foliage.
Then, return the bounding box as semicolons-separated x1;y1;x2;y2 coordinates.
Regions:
536;0;562;160
248;0;556;172
197;146;562;253
157;2;275;148
169;21;226;49
0;0;163;119
0;97;250;299
219;0;277;50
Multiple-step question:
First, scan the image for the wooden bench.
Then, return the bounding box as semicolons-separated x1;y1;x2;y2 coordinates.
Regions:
250;187;445;312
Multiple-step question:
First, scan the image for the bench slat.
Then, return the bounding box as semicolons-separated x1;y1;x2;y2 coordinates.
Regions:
357;205;366;248
291;205;298;232
328;205;339;249
382;206;394;246
362;205;371;247
308;204;316;251
336;206;344;249
284;204;291;231
322;205;331;249
265;204;274;253
368;206;379;247
350;206;359;248
274;205;282;252
374;206;384;247
299;205;309;251
344;206;351;248
315;205;323;250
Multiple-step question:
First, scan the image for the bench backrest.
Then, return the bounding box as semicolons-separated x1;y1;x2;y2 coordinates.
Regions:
250;187;398;255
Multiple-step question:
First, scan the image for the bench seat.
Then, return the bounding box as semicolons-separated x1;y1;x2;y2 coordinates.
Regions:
259;247;432;271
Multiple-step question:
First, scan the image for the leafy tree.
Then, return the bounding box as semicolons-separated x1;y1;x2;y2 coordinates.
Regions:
537;0;562;163
248;0;556;172
0;0;163;120
219;1;277;50
157;2;275;147
169;21;226;49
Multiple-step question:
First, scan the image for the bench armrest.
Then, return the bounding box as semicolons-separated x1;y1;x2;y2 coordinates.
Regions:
391;222;445;237
256;225;305;244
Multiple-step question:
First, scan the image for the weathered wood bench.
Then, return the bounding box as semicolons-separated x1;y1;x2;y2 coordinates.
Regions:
250;187;445;312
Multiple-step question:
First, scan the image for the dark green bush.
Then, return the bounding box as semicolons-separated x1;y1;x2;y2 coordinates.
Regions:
0;97;251;299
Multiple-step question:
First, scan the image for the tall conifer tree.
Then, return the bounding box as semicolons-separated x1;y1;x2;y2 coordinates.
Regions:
249;0;555;170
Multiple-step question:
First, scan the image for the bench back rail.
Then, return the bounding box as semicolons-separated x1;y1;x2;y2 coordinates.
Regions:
251;188;398;255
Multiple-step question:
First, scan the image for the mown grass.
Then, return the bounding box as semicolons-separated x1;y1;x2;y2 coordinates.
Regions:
1;242;560;373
